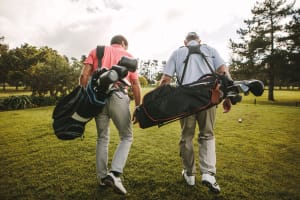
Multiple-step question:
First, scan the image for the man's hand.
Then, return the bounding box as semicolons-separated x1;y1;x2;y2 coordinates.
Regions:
223;98;232;113
216;65;232;81
132;106;139;124
159;74;172;86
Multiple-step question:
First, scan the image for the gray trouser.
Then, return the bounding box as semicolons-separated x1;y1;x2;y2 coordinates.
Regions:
95;91;133;179
179;106;216;176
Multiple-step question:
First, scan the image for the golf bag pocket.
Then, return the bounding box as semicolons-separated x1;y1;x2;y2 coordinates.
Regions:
53;117;86;140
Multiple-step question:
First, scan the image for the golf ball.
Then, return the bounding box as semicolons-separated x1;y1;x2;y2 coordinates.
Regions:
238;118;242;123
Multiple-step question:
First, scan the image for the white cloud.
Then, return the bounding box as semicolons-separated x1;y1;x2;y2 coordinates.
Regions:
0;0;299;63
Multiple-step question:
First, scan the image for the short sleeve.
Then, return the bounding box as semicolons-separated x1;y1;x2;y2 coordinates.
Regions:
212;48;225;70
163;50;177;77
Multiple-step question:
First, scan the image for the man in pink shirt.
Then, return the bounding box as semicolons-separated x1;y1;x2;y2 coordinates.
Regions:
80;35;141;195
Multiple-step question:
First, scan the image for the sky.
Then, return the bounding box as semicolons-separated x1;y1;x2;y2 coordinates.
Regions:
0;0;299;63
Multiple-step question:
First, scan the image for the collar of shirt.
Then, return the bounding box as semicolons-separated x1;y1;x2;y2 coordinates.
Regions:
111;44;124;49
187;40;200;46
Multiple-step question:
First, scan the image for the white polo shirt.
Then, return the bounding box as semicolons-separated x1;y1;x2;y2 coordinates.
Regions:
164;40;225;85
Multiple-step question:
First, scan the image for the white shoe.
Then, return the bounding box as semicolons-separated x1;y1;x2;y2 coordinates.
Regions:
201;173;221;194
105;172;127;195
182;170;195;186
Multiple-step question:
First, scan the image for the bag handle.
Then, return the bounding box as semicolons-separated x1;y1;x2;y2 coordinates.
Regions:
96;45;105;68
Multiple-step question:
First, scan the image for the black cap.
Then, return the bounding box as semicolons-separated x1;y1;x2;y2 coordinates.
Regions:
185;32;199;41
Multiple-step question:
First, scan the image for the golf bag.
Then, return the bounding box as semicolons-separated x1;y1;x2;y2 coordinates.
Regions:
135;76;264;129
135;44;264;129
52;55;138;140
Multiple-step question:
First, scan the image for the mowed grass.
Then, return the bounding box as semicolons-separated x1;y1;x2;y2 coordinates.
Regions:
0;88;300;200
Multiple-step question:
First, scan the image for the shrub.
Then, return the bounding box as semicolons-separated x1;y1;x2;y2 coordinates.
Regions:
30;96;59;107
0;95;62;111
2;95;36;110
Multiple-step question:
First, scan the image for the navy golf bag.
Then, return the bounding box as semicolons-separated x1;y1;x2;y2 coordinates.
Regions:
52;82;107;140
52;56;138;140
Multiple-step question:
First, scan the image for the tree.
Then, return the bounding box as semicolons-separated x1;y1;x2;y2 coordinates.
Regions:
0;36;10;90
229;20;266;81
138;76;148;87
28;48;79;97
7;71;24;90
281;8;300;87
6;43;40;89
229;0;296;101
155;72;163;83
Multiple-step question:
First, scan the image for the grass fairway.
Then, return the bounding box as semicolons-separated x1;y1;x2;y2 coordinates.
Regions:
0;89;300;200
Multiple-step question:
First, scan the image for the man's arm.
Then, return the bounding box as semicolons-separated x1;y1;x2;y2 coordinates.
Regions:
79;64;93;87
131;79;142;124
216;64;232;113
131;79;141;107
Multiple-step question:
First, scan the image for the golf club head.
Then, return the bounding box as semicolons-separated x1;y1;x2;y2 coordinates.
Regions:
111;65;129;80
227;92;242;105
246;80;264;96
117;56;138;72
91;68;118;94
232;80;264;96
228;83;250;95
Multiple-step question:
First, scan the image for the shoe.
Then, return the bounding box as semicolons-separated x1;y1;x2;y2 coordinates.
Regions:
182;170;195;186
104;172;127;195
201;173;221;194
99;177;107;186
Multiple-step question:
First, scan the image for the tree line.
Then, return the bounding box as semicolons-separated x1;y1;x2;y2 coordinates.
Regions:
0;0;299;101
229;0;300;101
0;40;84;96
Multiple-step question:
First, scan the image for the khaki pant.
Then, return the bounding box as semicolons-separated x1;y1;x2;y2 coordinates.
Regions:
179;106;216;176
95;91;133;179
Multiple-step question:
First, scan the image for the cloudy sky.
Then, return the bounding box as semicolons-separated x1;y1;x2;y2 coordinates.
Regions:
1;0;299;63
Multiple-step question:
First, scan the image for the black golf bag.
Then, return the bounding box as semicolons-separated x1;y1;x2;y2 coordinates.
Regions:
52;56;138;140
135;44;264;129
135;75;264;129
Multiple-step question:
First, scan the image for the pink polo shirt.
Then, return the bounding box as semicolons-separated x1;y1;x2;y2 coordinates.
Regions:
84;44;138;82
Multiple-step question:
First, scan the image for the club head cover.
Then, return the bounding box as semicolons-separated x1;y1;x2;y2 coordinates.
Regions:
117;56;138;72
247;80;264;96
111;65;128;79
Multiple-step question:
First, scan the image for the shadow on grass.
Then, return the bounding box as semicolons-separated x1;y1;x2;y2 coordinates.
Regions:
93;178;227;200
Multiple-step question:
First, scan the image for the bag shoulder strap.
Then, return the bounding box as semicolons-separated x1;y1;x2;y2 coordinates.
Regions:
178;47;189;85
96;45;105;68
195;45;216;75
